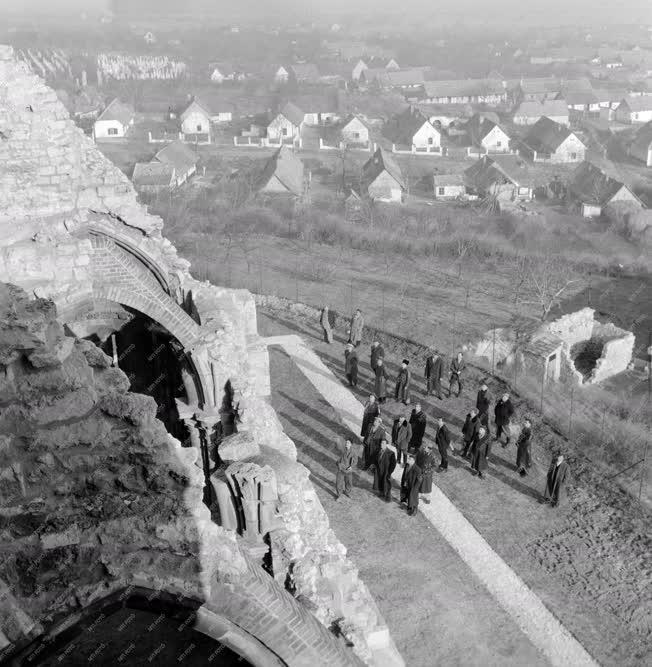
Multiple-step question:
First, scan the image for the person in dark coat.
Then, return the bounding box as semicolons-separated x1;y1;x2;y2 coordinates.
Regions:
494;393;515;445
374;359;389;403
344;344;359;387
363;416;385;469
401;453;423;516
425;352;443;399
476;383;490;428
470;426;491;479
370;341;385;372
416;445;435;504
449;352;466;397
435;417;453;471
392;414;412;466
335;439;357;499
360;395;379;441
543;453;570;507
373;439;397;502
349;309;364;346
394;359;411;404
320;306;334;344
461;408;480;458
409;404;427;451
516;419;533;476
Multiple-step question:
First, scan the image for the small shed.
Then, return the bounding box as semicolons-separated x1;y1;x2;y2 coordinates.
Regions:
433;174;466;200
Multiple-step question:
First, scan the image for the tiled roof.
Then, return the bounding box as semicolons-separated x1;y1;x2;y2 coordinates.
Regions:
278;101;306;127
257;146;304;196
154;140;197;174
523;116;580;153
513;99;569;118
363;147;405;189
97;98;134;125
132;162;174;187
423;78;505;98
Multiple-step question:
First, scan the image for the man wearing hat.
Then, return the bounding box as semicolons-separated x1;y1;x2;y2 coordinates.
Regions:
425;350;443;399
476;383;490;428
344;343;359;387
543;451;570;507
395;359;411;405
370;341;385;372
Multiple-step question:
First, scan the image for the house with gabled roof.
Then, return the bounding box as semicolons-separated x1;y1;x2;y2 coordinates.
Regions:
466;114;511;153
515;78;561;102
267;102;305;141
520;117;585;163
132;162;175;194
351;59;368;81
615;96;652;124
273;65;290;85
383;106;441;152
290;93;340;125
628;121;652;166
362;148;406;202
421;79;506;105
463;154;534;202
513;100;569;126
153;140;197;186
340;115;371;146
209;63;236;83
180;97;234;137
568;161;644;216
290;63;320;84
256;146;305;197
93;98;134;140
433;174;466;200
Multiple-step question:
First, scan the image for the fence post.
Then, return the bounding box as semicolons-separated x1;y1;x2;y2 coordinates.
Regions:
568;383;575;440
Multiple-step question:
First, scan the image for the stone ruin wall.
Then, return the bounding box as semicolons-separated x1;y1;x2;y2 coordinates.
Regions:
0;45;397;666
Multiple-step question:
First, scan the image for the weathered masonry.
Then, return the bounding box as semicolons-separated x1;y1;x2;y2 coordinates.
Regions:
0;45;400;666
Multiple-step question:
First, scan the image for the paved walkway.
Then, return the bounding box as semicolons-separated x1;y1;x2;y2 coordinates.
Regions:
264;334;598;667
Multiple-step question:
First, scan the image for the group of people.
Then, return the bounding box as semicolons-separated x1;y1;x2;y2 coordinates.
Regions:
331;309;570;514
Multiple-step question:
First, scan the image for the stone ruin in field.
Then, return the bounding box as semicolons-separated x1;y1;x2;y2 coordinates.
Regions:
474;308;635;386
0;45;401;666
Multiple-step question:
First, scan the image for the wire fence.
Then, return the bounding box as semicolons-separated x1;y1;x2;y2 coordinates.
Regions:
190;245;651;506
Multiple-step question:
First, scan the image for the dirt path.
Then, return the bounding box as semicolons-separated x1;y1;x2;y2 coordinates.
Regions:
265;333;597;667
258;310;652;667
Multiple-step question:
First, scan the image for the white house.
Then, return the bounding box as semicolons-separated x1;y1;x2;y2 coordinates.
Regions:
340;116;370;145
433;174;466;200
93;98;134;140
210;63;236;83
513;100;569;126
180;97;233;138
520;117;586;164
629;121;652;166
384;106;441;152
273;66;290;84
467;115;511;153
267;102;305;141
615;97;652;124
362;148;405;202
154;140;197;187
351;59;368;81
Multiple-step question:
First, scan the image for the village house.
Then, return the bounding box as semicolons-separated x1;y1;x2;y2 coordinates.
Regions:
520;117;586;163
153;140;197;187
340;115;371;145
351;59;368;81
383;68;426;89
564;91;600;114
289;63;320;85
568;161;644;217
433;174;466;200
132;162;175;194
273;65;290;85
256;146;305;197
266;102;305;142
464;154;534;202
290;93;341;125
209;63;238;83
178;97;233;142
362;147;406;202
383;106;441;152
93;98;135;140
615;96;652;124
628;121;652;166
420;79;506;106
514;78;561;103
466;114;512;153
513;100;569;126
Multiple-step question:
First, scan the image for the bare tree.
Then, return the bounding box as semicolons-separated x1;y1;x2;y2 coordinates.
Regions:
516;256;579;321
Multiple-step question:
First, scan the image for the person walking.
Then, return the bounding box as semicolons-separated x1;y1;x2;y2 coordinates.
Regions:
374;358;389;404
394;359;411;405
435;417;453;472
543;452;569;507
373;439;397;503
416;444;436;504
476;383;490;428
401;453;423;516
320;306;334;344
360;395;379;441
335;439;357;499
449;352;466;398
425;351;443;399
461;408;480;458
363;416;385;470
494;393;515;446
516;419;533;476
409;403;427;451
392;414;412;466
370;341;385;372
349;309;364;347
344;343;359;387
470;426;491;479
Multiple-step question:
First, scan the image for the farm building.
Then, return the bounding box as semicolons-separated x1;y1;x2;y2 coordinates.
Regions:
513;100;569;126
520;117;586;163
179;96;233;140
464;154;534;202
568;161;644;217
340;116;371;145
362;148;406;202
628;121;652;166
93;98;134;140
267;102;305;141
466;114;512;153
132;162;175;194
433;174;466;200
514;78;561;102
383;106;441;151
256;146;305;197
615;96;652;124
153;140;197;187
420;79;506;105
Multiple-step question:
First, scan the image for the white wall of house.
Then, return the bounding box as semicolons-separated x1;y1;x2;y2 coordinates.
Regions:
303;112;319;126
93;119;128;139
342;118;369;144
549;134;585;163
434;184;465;199
267;114;300;140
210;111;233;123
482;125;510;152
181;111;211;134
610;185;642;206
352;60;368;81
368;171;403;202
274;67;289;83
514;113;569;126
616;107;652;124
412;121;441;149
